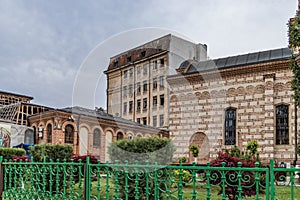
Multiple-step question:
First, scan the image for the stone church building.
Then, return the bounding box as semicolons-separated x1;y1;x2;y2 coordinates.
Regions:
168;47;297;164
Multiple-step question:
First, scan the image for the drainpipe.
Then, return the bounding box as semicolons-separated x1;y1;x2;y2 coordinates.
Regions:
294;103;298;166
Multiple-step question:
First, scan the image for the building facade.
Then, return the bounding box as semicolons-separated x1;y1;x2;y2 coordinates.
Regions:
104;34;207;128
28;106;168;162
168;48;298;164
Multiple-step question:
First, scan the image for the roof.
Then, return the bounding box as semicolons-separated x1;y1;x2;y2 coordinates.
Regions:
59;106;162;130
0;90;33;100
180;47;292;74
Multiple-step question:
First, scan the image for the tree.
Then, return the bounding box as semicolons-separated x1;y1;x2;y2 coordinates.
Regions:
289;7;300;158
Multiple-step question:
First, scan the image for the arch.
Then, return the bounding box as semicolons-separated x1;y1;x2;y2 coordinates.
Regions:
117;132;124;140
103;127;115;136
115;129;125;138
245;85;255;95
189;132;210;164
227;88;236;97
254;85;265;94
136;133;143;138
126;131;134;140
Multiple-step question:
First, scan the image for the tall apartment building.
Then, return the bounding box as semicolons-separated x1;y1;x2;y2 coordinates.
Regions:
104;34;207;128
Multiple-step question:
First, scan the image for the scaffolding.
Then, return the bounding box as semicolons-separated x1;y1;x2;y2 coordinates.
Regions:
0;102;53;126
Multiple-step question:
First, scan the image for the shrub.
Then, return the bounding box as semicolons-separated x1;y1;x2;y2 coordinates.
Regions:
172;169;192;186
29;144;73;162
179;157;187;163
210;148;263;200
189;145;199;158
12;155;30;162
72;154;99;164
108;136;175;164
108;136;175;199
28;144;74;194
0;147;25;160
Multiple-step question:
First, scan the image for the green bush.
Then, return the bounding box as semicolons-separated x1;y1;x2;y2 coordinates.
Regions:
0;147;25;160
108;136;175;164
29;144;73;162
108;136;175;199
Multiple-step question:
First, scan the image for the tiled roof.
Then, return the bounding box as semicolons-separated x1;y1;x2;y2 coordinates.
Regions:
183;47;291;74
59;106;161;130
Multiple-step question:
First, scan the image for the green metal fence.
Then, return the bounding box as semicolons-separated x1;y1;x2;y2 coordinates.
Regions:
0;157;299;200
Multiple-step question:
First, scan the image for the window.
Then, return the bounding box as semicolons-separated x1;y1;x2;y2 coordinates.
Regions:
137;100;141;112
160;58;164;66
143;98;147;110
123;86;127;97
129;101;133;113
137;82;141;94
129;68;133;77
137;118;141;124
117;132;124;140
143;81;148;92
127;56;131;62
153;96;157;108
143;64;148;75
141;51;146;57
224;108;236;145
159;76;164;88
93;128;101;147
276;104;289;145
153;60;158;70
160;95;164;107
47;124;52;143
153;78;157;90
124;70;128;79
123;102;127;114
129;84;133;96
157;45;162;51
65;124;74;144
25;129;34;144
128;135;133;140
137;66;141;75
142;117;147;125
153;116;157;127
159;114;164;127
114;60;119;68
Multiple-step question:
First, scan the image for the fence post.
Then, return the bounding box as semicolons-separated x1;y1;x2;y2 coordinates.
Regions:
0;156;3;198
270;158;275;200
84;157;91;200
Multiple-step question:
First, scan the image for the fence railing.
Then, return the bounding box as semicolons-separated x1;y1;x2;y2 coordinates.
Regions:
0;157;299;200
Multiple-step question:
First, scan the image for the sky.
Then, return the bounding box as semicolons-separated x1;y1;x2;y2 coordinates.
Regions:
0;0;298;109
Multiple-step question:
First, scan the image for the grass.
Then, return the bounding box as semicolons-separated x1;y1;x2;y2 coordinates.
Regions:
85;178;300;200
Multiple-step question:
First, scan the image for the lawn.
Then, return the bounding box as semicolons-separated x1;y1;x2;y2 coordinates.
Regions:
86;178;300;200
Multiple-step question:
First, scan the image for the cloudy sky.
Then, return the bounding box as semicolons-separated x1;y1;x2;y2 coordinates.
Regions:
0;0;297;109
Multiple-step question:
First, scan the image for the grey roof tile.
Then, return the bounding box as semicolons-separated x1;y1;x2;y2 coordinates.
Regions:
183;47;291;74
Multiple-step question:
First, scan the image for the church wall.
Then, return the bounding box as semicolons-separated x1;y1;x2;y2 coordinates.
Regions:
169;60;298;164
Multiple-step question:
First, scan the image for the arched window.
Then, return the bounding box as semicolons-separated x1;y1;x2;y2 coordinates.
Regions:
224;108;236;145
93;128;101;147
276;104;289;145
65;124;74;144
47;124;52;143
117;132;124;140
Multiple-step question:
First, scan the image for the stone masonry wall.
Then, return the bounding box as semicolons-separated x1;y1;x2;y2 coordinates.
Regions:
169;60;298;164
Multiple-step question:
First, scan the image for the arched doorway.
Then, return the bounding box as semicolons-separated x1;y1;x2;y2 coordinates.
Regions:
105;131;113;162
189;132;210;164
